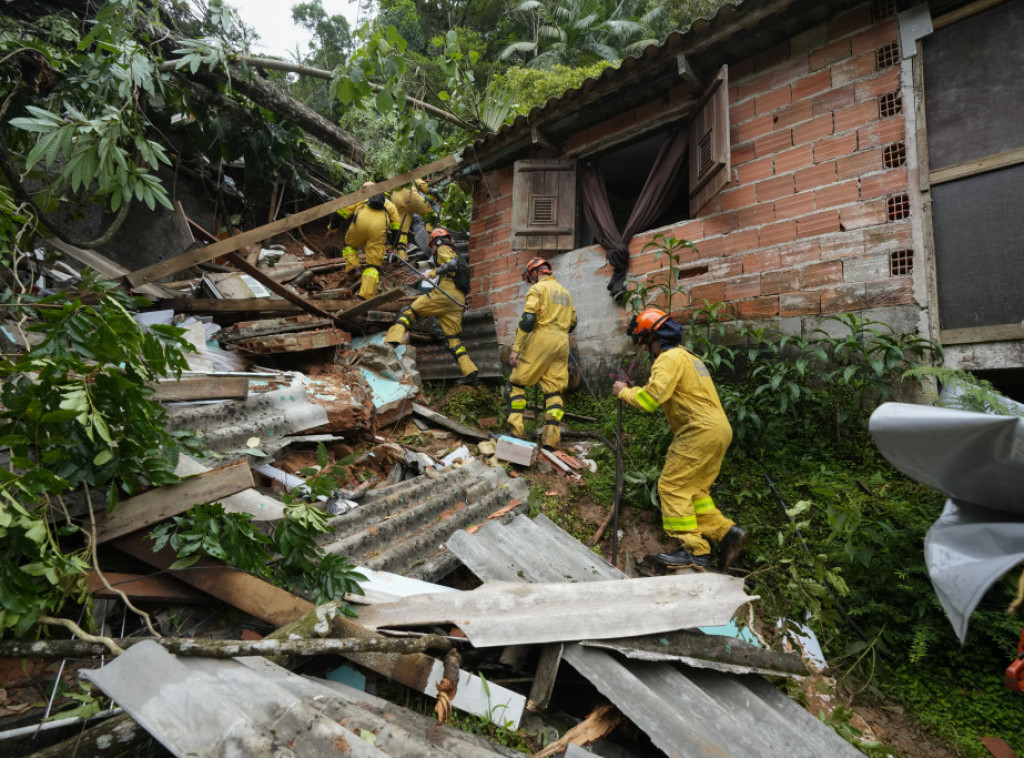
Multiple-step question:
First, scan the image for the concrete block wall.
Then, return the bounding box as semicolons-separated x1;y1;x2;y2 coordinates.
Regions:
468;1;923;369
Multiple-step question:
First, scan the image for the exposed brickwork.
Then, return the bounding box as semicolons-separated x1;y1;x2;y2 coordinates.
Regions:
467;1;917;350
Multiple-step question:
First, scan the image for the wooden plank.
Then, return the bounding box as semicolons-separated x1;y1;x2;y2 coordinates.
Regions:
940;322;1024;345
412;403;489;441
334;287;403;320
157;297;358;314
87;571;214;604
933;0;1009;30
126;155;457;285
92;460;254;544
929;145;1024;185
44;237;175;300
223;252;346;326
150;375;249;402
527;643;563;712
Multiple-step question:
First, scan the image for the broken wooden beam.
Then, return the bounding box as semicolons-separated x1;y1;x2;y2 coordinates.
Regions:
91;460;254;544
157;297;358;315
86;571;215;605
125;155;457;286
150;374;249;402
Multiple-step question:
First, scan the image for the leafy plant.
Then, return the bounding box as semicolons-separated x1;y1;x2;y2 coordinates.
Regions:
903;364;1024;416
621;234;699;317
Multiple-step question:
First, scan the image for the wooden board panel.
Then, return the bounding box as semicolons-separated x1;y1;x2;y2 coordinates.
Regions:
923;0;1024;170
92;460;254;543
87;571;214;604
932;164;1024;331
151;375;249;402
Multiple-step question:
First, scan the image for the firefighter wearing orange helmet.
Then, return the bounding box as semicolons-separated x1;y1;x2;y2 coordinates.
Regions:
613;307;747;571
385;228;480;385
507;257;576;449
328;181;401;299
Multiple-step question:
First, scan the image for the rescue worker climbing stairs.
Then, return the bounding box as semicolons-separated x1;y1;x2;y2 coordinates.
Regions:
328;181;401;300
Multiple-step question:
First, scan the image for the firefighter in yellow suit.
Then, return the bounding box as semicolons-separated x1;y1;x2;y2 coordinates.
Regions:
385;228;480;385
390;179;436;260
507;258;576;449
328;181;401;300
613;308;747;571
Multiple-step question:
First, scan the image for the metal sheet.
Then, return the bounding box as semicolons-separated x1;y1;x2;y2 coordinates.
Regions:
412;308;504;379
869;402;1024;641
354;573;756;647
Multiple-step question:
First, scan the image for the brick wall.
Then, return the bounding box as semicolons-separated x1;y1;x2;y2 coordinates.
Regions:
469;2;922;368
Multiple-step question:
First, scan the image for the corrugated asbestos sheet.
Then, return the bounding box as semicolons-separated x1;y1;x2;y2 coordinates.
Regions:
318;459;530;581
446;514;863;758
410;308;503;380
82;641;518;758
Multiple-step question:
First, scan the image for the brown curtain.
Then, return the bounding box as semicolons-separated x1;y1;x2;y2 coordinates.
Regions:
580;129;690;300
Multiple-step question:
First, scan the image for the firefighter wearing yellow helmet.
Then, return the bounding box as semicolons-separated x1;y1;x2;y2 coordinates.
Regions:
390;179;437;261
613;307;747;571
385;228;480;385
506;257;576;449
328;181;401;299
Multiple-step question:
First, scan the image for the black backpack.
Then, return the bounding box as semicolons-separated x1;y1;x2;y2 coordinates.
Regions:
365;192;387;210
453;254;471;294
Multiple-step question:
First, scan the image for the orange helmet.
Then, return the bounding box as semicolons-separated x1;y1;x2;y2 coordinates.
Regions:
523;257;552;284
428;227;451;249
627;308;671;345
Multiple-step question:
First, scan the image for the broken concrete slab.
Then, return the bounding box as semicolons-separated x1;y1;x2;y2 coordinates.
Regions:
495;435;536;466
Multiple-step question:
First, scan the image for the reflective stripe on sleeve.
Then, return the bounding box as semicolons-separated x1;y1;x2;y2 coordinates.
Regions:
635;388;660;412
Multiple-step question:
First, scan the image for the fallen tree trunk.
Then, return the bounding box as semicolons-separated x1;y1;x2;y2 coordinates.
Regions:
0;633;458;659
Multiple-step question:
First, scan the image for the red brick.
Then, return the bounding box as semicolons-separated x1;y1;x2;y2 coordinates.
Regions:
792;69;832;102
732;140;756;166
801;260;843;288
754;129;794;158
792;114;834;146
726;274;762;300
864;222;913;252
491;270;522;288
797;210;840;237
774;144;814;175
813;84;857;117
723;229;761;255
779;240;820;267
843;252;891;283
703;212;740;237
866;277;915;307
671;221;705;242
857;117;906;149
738;296;780;319
819;233;866;261
756;85;792;115
795;161;837;192
738;113;775;143
839;198;888;230
837;148;884;179
780;291;821;316
737;156;774;184
832;51;880;88
810;38;852;71
813;132;859;163
820;282;867;312
762;267;801;294
835;99;881;134
860;170;908;200
851;19;899;56
742;248;780;273
737;71;773;102
815;179;860;209
732;97;757;125
690;281;726;303
773;191;816;221
829;5;873;39
854;67;901;101
707;256;743;279
720;183;757;211
754;41;791;73
695;236;725;258
772;56;812;87
761;220;798;246
737;202;775;228
775;100;814;130
757;175;796;202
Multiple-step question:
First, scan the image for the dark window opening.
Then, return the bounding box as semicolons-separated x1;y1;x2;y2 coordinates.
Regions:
576;130;690;248
889;249;913;275
887;193;910;221
877;42;900;70
883;141;906;168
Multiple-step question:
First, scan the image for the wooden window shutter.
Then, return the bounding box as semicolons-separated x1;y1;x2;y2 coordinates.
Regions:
689;65;731;215
511;159;577;251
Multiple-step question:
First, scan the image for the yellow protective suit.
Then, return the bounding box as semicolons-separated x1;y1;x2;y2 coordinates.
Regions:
384;243;478;378
390;185;432;260
618;346;734;557
508;274;576;448
337;197;400;299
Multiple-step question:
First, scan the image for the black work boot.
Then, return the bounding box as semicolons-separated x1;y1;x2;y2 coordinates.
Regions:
457;371;481;387
655;548;711;569
718;525;748;571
